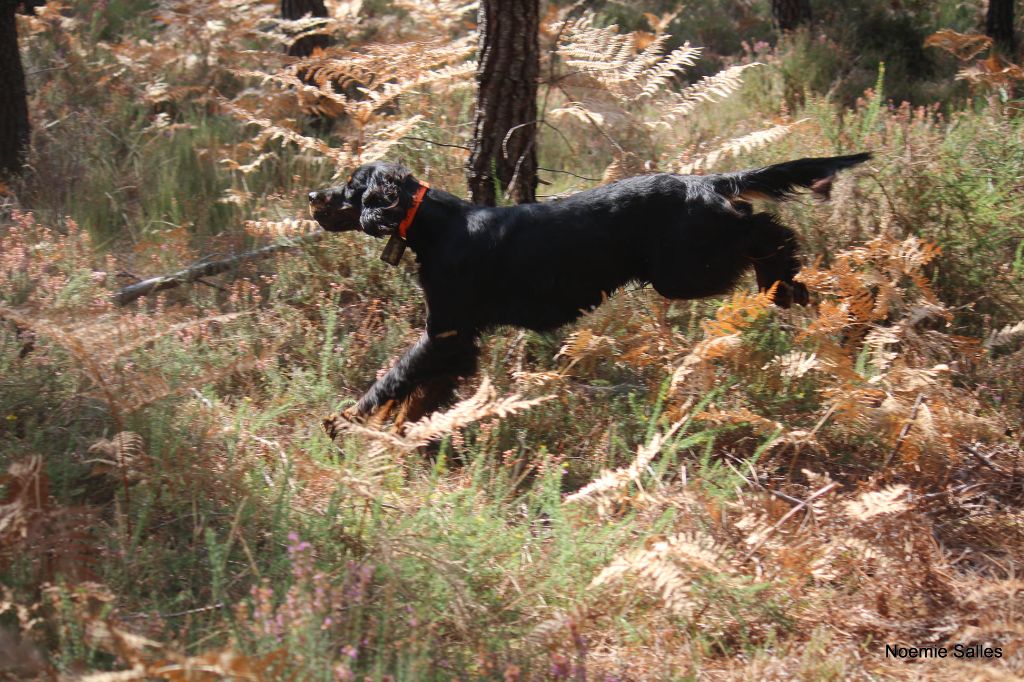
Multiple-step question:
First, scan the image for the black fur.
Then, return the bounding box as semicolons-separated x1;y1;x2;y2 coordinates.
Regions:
309;153;870;424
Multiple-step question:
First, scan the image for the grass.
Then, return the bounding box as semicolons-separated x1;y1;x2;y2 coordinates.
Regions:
2;1;1024;680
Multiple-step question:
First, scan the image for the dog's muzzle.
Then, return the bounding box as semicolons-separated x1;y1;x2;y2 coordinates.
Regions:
308;190;329;210
308;189;360;232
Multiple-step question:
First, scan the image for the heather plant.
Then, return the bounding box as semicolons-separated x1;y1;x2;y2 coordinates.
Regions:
235;533;372;679
2;0;1024;680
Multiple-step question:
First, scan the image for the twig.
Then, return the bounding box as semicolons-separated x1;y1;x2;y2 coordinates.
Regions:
124;603;225;620
541;120;579;155
787;402;836;478
810;403;837;435
503;131;538;204
400;136;472;151
742;481;839;562
768;489;804;505
964;443;1006;473
27;65;71;77
113;230;325;306
538;166;602;182
554;83;624;153
883;393;925;468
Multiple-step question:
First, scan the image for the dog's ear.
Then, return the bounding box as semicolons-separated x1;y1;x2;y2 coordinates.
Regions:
359;164;413;235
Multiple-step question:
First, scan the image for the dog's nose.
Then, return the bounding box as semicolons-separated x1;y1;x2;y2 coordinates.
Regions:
308;191;328;209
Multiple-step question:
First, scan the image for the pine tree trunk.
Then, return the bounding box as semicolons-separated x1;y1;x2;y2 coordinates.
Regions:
282;0;329;57
986;0;1017;58
467;0;539;206
0;0;30;177
771;0;812;32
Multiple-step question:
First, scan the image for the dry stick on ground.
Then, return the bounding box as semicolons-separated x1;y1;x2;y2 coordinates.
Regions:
786;402;837;478
883;393;925;469
964;443;1007;474
113;230;325;306
741;481;840;562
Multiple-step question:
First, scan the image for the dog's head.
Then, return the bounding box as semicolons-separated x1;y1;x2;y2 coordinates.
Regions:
308;162;419;238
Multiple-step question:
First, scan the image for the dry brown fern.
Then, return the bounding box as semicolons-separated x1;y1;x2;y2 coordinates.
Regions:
244;218;322;238
564;418;686;516
226;35;474;174
547;12;761;172
926;29;1024;93
669;287;776;395
0;304;276;428
589;529;733;618
660;234;1001;480
532;225;1023;675
0;457;98;583
985;320;1024;351
39;580;288;681
327;377;554;451
555;14;702;106
677;118;809;174
85;432;149;484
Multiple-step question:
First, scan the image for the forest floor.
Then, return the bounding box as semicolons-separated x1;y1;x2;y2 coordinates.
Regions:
2;1;1023;680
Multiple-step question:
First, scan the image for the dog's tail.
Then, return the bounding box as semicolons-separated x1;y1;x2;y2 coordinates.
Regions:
711;152;871;202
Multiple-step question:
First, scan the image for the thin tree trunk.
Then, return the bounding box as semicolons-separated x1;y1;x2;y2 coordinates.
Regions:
986;0;1016;58
467;0;539;206
771;0;812;32
282;0;329;58
0;0;30;177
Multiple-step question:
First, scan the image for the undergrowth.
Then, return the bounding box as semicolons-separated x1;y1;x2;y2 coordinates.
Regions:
1;1;1023;680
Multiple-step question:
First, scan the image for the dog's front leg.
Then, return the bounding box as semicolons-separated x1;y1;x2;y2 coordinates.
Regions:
324;331;478;439
355;330;479;418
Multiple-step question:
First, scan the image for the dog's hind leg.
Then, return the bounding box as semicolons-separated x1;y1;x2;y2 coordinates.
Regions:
746;213;809;308
397;374;464;425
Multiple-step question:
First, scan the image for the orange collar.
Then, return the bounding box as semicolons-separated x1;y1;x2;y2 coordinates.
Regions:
398;182;430;239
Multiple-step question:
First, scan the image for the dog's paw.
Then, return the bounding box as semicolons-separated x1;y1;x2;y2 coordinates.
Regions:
321;406;364;440
321;413;343;440
771;281;810;308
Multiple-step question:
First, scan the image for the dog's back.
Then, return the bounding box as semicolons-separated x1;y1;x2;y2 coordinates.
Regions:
443;153;871;329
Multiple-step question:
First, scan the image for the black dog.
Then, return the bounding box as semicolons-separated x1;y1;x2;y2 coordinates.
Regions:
310;153;869;430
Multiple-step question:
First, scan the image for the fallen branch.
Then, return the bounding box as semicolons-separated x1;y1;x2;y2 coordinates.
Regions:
741;481;840;562
113;230;325;306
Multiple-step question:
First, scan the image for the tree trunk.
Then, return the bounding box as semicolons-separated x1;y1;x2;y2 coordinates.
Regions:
281;0;329;57
467;0;539;206
771;0;812;32
986;0;1016;58
0;0;30;177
